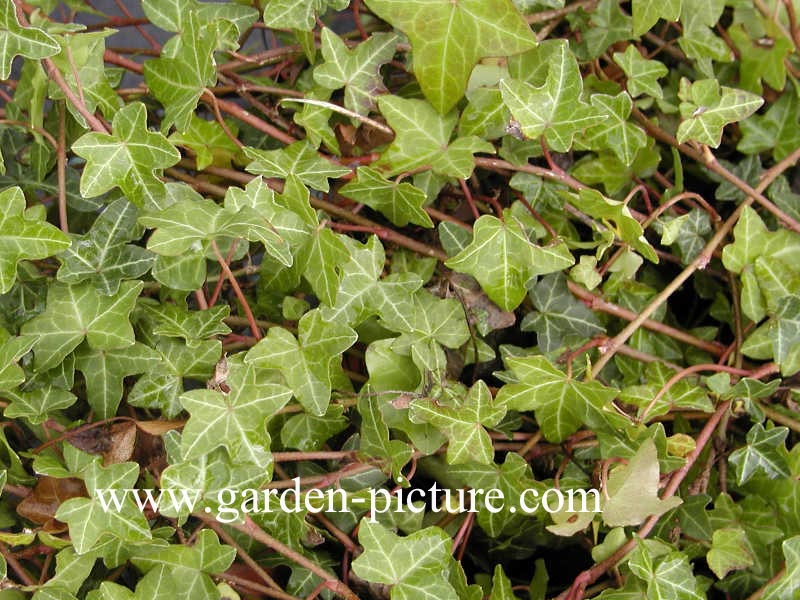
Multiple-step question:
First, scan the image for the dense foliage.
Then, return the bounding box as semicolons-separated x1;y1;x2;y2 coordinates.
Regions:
0;0;799;598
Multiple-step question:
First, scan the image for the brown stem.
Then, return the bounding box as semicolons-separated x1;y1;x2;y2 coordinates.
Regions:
210;239;262;340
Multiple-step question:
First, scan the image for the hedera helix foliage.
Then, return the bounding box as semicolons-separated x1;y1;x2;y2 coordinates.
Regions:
1;0;800;598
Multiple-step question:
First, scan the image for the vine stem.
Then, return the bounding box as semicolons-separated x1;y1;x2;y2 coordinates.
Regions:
555;400;733;600
222;514;360;600
210;239;262;340
590;146;800;376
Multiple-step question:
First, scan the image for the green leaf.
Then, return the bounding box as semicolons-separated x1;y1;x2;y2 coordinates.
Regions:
55;461;152;554
0;335;35;391
243;141;350;192
613;45;668;99
169;116;240;171
521;273;604;352
143;13;216;133
729;25;792;95
179;357;292;466
496;354;617;442
3;385;76;423
762;536;800;600
375;95;494;179
357;390;413;481
578;92;647;167
490;565;515;600
74;342;160;419
261;0;348;31
142;0;257;35
21;281;142;371
314;28;398;115
576;0;632;60
0;186;70;294
567;188;658;263
245;308;357;415
139;302;230;341
602;438;683;527
0;0;59;79
632;0;681;37
56;197;154;295
321;235;422;327
363;0;536;113
728;423;791;485
410;381;506;464
676;78;764;147
387;290;470;353
500;40;605;152
707;527;754;579
339;166;433;228
138;196;292;268
445;215;574;311
281;404;348;451
352;519;457;600
628;542;704;600
741;296;800;375
127;338;219;419
72;103;181;211
620;362;712;420
738;91;800;162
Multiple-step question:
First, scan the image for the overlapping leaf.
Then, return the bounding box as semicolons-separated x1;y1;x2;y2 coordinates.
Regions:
0;186;70;294
0;0;59;79
445;214;574;311
363;0;536;113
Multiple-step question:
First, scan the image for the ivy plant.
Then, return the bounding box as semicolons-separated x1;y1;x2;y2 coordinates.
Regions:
0;0;799;599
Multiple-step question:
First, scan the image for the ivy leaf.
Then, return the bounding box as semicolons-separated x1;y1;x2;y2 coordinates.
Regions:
139;302;230;341
357;391;412;481
56;197;154;296
3;385;77;424
655;208;711;264
612;45;668;99
142;0;257;36
707;528;754;579
0;0;59;79
72;103;181;212
602;439;683;527
179;357;292;466
74;343;160;419
0;186;70;294
314;29;398;115
567;188;658;263
363;0;536;114
496;354;617;442
0;335;35;391
446;215;574;311
388;291;470;354
352;519;457;600
578;92;647;167
500;40;605;152
339;166;433;228
620;362;712;420
169;116;240;171
410;381;506;464
21;281;142;371
628;542;704;600
631;0;681;37
728;424;791;485
243;141;350;192
321;236;422;327
738;92;800;162
261;0;348;31
143;13;216;133
245;309;357;416
281;405;348;451
521;273;604;353
55;461;151;554
729;25;792;95
375;95;494;180
576;0;632;60
762;536;800;600
741;296;800;376
676;78;764;147
138;196;292;268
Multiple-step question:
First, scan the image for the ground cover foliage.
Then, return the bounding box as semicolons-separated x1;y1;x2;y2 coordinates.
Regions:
0;0;799;598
